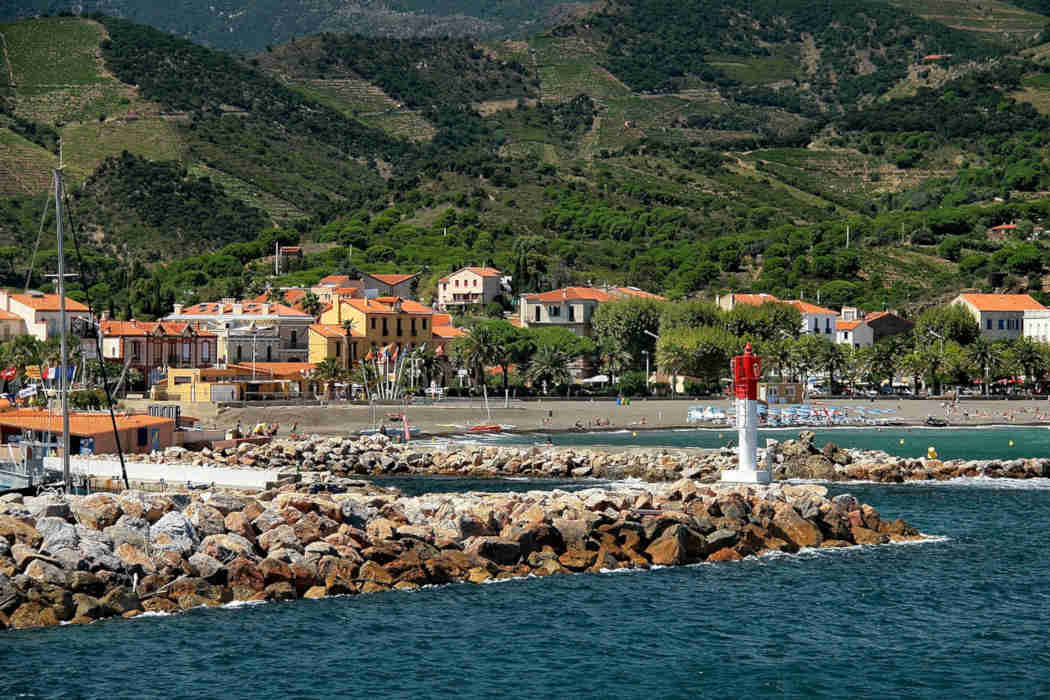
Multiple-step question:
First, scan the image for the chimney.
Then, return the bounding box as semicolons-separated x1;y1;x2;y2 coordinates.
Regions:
173;303;183;315
232;303;244;315
842;306;858;322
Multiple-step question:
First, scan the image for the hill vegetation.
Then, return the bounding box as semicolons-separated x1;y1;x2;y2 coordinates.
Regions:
4;2;1050;321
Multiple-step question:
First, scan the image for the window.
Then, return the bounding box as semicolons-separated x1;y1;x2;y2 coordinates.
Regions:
335;342;341;357
396;318;403;336
411;319;417;336
132;341;141;359
422;319;427;330
987;319;993;330
266;345;272;361
291;330;297;347
568;305;576;322
371;318;377;330
202;343;210;362
182;343;190;361
534;306;540;322
455;280;460;287
473;279;478;287
236;346;243;362
812;319;818;332
549;305;560;317
382;318;389;336
998;319;1004;330
174;376;192;385
137;427;148;446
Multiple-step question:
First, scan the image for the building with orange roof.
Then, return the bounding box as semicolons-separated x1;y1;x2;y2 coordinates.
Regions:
787;300;838;336
313;295;462;367
437;266;505;311
715;292;783;311
95;318;218;387
954;293;1046;340
164;299;314;364
154;362;316;403
0;308;26;341
518;286;620;341
953;293;1041;342
0;409;175;455
362;272;419;298
0;289;92;341
609;286;667;301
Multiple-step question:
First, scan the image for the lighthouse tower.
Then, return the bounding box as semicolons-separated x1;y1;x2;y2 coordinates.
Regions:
722;342;771;484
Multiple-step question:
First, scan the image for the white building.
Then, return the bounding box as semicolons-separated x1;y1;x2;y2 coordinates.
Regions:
0;290;91;341
835;307;874;347
164;300;314;364
953;293;1046;340
1023;309;1050;342
788;300;837;337
437;266;503;311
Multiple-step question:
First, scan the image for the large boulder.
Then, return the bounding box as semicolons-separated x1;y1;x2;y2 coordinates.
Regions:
37;517;79;554
8;601;59;629
25;496;72;521
187;552;227;584
25;559;67;587
104;517;150;550
258;524;301;553
770;502;823;549
76;536;123;573
73;494;122;530
0;514;42;549
462;537;521;566
150;512;199;555
200;533;258;562
184;502;226;538
223;511;256;541
644;524;706;566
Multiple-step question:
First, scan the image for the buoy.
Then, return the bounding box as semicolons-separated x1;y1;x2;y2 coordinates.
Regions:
927;446;938;459
1009;440;1015;447
718;433;723;439
900;439;905;445
633;432;637;438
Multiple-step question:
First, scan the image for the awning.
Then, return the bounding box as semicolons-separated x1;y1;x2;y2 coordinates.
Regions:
582;374;609;384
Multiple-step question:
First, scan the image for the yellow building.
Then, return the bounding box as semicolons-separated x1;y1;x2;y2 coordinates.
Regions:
154;362;315;402
311;296;464;367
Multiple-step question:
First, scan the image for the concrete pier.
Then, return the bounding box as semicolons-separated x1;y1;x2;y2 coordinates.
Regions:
44;457;284;491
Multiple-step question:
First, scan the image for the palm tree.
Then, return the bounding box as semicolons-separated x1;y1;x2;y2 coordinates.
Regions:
1007;336;1045;388
967;337;1001;396
452;324;500;389
301;291;322;318
818;342;847;394
413;344;441;390
897;349;926;396
311;358;345;400
6;334;43;376
766;337;795;381
341;318;358;371
527;344;572;395
599;344;633;382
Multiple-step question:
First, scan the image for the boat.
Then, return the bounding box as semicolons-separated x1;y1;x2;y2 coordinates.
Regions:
466;424;502;433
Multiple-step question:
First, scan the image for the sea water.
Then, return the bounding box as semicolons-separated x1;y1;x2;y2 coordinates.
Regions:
474;426;1050;461
4;478;1050;699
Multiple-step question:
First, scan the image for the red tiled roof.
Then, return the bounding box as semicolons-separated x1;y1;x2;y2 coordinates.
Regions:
0;409;172;437
0;310;21;321
309;323;364;338
226;362;316;377
957;293;1046;312
9;293;89;312
100;320;215;337
433;325;466;339
319;275;351;286
612;286;666;300
730;293;781;306
439;266;502;282
989;224;1017;231
178;301;312;318
523;286;616;303
788;300;837;315
836;320;865;331
366;273;418;286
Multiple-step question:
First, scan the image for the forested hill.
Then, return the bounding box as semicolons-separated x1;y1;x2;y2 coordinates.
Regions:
5;3;1050;319
0;0;585;52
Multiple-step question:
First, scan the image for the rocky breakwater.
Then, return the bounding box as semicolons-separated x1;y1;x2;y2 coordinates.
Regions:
100;434;734;483
771;431;1050;482
0;477;924;630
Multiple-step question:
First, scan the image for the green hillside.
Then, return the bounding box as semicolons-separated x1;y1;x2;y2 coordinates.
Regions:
3;4;1050;320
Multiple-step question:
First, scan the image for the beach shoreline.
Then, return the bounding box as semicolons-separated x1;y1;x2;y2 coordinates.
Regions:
211;397;1050;438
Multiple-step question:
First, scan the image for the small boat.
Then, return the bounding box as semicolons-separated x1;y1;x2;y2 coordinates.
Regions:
467;424;502;433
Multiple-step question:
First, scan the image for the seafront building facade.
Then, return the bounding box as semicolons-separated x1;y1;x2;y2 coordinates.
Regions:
163;300;314;364
0;290;91;341
436;266;504;311
952;293;1046;340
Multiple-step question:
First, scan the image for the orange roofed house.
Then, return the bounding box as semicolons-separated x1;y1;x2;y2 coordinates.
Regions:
0;289;91;341
0;409;175;455
436;266;505;311
715;292;837;336
362;273;420;299
311;296;463;369
96;318;218;387
953;293;1046;340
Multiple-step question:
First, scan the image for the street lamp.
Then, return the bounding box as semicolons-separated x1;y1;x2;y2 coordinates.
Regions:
642;350;649;391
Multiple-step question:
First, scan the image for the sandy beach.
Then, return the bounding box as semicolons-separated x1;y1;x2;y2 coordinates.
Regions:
211;396;1050;436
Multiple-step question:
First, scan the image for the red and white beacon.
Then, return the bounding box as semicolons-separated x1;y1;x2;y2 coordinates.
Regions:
722;342;770;484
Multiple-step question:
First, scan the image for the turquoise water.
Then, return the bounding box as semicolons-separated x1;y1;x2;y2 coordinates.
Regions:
473;427;1050;461
5;478;1050;698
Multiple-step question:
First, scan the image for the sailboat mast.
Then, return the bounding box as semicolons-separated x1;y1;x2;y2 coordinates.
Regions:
55;169;71;493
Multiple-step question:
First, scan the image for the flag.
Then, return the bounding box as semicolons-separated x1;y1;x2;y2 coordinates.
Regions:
44;366;56;380
364;350;374;362
0;366;15;381
388;344;399;361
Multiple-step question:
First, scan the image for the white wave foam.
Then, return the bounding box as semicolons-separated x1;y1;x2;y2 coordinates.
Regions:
221;599;267;609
